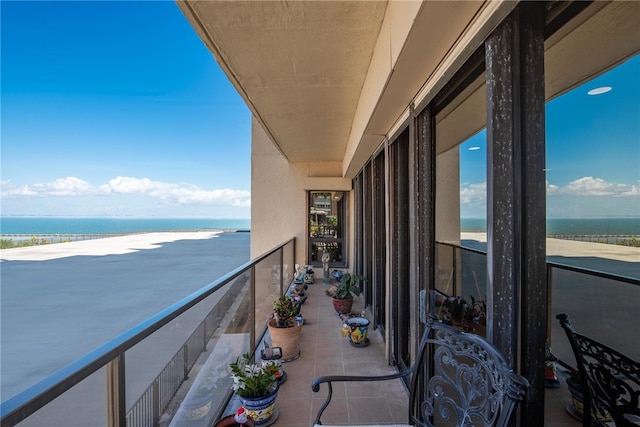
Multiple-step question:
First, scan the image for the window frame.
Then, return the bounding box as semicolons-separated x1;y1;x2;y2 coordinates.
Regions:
307;191;348;268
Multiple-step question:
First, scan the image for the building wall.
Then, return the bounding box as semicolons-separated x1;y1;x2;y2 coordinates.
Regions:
250;117;351;264
436;147;461;244
250;117;307;260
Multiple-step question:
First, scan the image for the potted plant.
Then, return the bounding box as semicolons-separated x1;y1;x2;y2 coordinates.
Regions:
229;353;280;425
342;315;370;347
267;295;303;361
332;273;364;314
563;365;611;424
435;294;487;337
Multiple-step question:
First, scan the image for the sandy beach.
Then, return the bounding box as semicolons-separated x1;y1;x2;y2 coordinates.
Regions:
1;231;250;404
462;232;640;263
1;231;226;261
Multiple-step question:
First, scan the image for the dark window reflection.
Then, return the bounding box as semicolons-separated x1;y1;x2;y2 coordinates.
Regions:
308;191;347;267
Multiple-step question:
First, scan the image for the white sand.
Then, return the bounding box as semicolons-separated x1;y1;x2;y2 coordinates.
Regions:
462;232;639;263
3;231;637;263
0;231;223;261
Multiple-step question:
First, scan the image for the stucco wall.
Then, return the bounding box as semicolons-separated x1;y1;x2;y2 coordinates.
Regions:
251;117;352;263
436;147;461;244
250;117;307;261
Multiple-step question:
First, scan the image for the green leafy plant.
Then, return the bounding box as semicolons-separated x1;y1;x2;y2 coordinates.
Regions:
271;295;300;327
229;353;279;398
335;273;364;300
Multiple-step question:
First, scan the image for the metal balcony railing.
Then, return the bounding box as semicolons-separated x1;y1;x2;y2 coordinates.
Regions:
436;241;640;362
3;237;637;426
1;238;296;427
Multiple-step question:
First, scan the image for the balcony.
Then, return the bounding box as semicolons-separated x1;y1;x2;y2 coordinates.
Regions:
2;237;637;426
218;282;409;426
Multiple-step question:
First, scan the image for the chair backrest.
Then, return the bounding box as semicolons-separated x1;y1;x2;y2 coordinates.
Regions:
557;313;640;427
408;317;529;427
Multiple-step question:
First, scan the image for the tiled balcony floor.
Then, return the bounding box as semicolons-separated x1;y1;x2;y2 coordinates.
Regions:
223;277;581;427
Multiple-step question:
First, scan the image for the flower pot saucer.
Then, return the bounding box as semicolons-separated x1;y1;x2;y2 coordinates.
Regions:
281;350;300;363
276;371;287;385
349;338;369;348
255;408;279;426
544;378;560;388
565;404;582;422
214;415;255;427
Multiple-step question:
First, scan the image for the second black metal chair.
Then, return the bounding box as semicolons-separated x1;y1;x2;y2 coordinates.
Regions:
557;313;640;427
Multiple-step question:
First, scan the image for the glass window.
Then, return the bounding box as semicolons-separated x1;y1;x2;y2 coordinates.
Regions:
308;191;347;267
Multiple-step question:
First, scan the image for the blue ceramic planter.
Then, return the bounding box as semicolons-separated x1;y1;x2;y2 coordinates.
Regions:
238;383;279;425
343;317;369;346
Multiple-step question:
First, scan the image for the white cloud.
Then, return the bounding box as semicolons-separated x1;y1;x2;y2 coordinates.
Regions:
2;177;97;197
100;176;167;194
460;176;638;218
461;177;638;202
164;188;252;206
460;182;486;206
551;177;638;197
621;186;640;197
1;176;251;208
546;181;561;195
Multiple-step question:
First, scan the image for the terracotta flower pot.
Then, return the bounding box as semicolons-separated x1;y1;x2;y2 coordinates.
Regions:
267;319;302;361
332;297;353;314
214;415;255;427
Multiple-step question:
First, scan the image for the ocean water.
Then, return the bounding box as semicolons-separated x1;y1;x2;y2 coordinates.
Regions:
462;217;639;235
0;217;250;235
1;216;638;236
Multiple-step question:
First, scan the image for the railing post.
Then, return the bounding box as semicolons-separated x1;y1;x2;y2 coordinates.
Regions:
183;344;189;380
106;354;126;427
280;248;284;294
546;264;553;344
250;266;256;354
452;245;458;297
203;320;207;352
153;378;160;426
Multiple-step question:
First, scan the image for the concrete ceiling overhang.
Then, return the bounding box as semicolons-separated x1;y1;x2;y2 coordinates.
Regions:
178;0;489;178
178;0;388;164
434;2;640;157
179;1;639;180
344;1;486;176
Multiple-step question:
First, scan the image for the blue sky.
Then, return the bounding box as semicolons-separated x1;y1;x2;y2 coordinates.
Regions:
2;1;251;218
2;2;639;219
460;54;640;218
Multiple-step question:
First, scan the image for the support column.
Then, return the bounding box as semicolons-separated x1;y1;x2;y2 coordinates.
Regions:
413;106;436;332
485;3;546;426
408;104;420;357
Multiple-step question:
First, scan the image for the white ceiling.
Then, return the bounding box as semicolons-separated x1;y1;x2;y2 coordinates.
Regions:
178;1;388;163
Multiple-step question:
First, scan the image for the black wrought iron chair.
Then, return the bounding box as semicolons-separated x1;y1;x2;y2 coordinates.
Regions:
557;313;640;427
311;316;529;426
